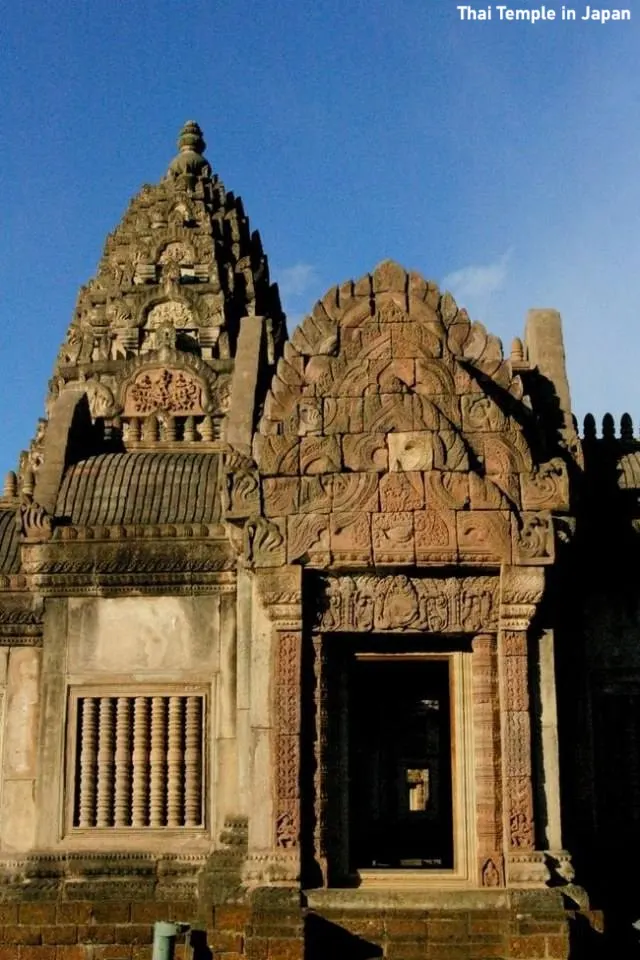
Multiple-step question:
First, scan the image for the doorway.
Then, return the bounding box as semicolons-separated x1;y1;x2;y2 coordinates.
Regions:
349;656;454;870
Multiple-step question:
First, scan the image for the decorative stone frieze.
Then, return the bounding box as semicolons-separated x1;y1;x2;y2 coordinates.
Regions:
316;574;499;634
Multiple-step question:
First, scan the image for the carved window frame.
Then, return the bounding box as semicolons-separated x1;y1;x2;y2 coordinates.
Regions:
63;683;209;846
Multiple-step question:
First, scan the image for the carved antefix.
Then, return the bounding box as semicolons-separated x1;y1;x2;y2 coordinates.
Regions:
316;574;498;633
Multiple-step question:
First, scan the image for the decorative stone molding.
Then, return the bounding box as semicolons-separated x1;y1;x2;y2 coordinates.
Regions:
0;592;43;643
20;537;235;594
242;850;300;886
256;566;303;630
52;522;227;542
500;565;545;631
315;574;499;634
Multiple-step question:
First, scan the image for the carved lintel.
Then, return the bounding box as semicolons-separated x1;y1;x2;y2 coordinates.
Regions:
316;574;498;634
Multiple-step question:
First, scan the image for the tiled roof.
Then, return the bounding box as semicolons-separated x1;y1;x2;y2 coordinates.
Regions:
0;510;20;574
56;452;222;526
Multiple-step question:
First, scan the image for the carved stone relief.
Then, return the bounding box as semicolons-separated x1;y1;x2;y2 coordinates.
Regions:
123;368;205;416
316;574;498;633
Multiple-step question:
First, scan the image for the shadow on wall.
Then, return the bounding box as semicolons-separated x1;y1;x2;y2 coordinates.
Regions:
305;914;382;960
189;930;213;959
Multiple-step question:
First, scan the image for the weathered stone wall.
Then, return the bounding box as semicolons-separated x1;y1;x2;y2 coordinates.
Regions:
0;647;40;854
0;590;248;857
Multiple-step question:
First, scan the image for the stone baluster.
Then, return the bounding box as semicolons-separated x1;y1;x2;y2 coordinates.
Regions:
167;697;184;826
164;416;176;442
132;696;149;827
143;413;159;443
184;416;196;442
200;415;214;442
150;697;167;827
96;697;115;827
184;696;202;826
128;417;141;442
78;697;98;827
114;697;131;827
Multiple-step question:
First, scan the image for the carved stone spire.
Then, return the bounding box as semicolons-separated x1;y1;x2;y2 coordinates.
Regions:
18;123;286;486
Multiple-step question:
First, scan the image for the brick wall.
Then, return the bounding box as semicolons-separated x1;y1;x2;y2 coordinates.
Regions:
0;900;252;960
0;896;607;960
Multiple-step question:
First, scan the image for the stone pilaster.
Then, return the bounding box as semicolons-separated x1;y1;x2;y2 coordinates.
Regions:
472;632;504;887
243;566;303;886
499;565;547;885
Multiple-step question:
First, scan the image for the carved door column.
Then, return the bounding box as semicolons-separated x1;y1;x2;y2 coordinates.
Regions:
243;566;303;886
274;628;302;853
499;565;545;885
472;633;504;887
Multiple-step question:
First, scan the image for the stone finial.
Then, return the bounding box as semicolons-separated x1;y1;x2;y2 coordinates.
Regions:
167;121;212;180
510;337;524;364
3;471;17;498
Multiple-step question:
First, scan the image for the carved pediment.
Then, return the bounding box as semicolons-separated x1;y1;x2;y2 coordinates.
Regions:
116;349;230;417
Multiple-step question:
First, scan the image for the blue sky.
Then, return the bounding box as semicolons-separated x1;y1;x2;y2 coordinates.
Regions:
1;0;639;476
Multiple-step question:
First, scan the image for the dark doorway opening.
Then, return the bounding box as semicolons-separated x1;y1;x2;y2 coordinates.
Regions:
349;656;453;870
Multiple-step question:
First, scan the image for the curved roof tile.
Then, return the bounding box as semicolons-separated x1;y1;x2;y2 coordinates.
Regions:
0;510;20;574
56;452;222;526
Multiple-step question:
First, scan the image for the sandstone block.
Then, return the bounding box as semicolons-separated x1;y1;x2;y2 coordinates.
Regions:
299;436;341;474
332;473;379;512
342;434;388;472
380;472;424;511
372;512;415;564
330;512;371;564
388;432;434;471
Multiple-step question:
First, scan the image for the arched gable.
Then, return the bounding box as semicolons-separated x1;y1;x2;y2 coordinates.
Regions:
241;261;568;569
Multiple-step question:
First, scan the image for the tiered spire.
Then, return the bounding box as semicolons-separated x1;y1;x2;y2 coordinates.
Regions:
16;122;286;486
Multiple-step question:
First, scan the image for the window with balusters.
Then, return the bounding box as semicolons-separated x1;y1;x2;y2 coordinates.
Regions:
68;690;206;831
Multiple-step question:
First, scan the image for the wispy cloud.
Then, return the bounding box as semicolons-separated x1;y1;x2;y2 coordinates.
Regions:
277;263;318;300
442;251;511;318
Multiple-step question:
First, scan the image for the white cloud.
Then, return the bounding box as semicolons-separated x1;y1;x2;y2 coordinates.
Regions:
277;263;318;300
442;251;511;312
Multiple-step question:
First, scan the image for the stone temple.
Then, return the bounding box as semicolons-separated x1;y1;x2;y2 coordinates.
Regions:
0;121;638;959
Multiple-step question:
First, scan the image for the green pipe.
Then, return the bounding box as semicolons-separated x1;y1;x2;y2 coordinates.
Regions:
152;921;190;960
